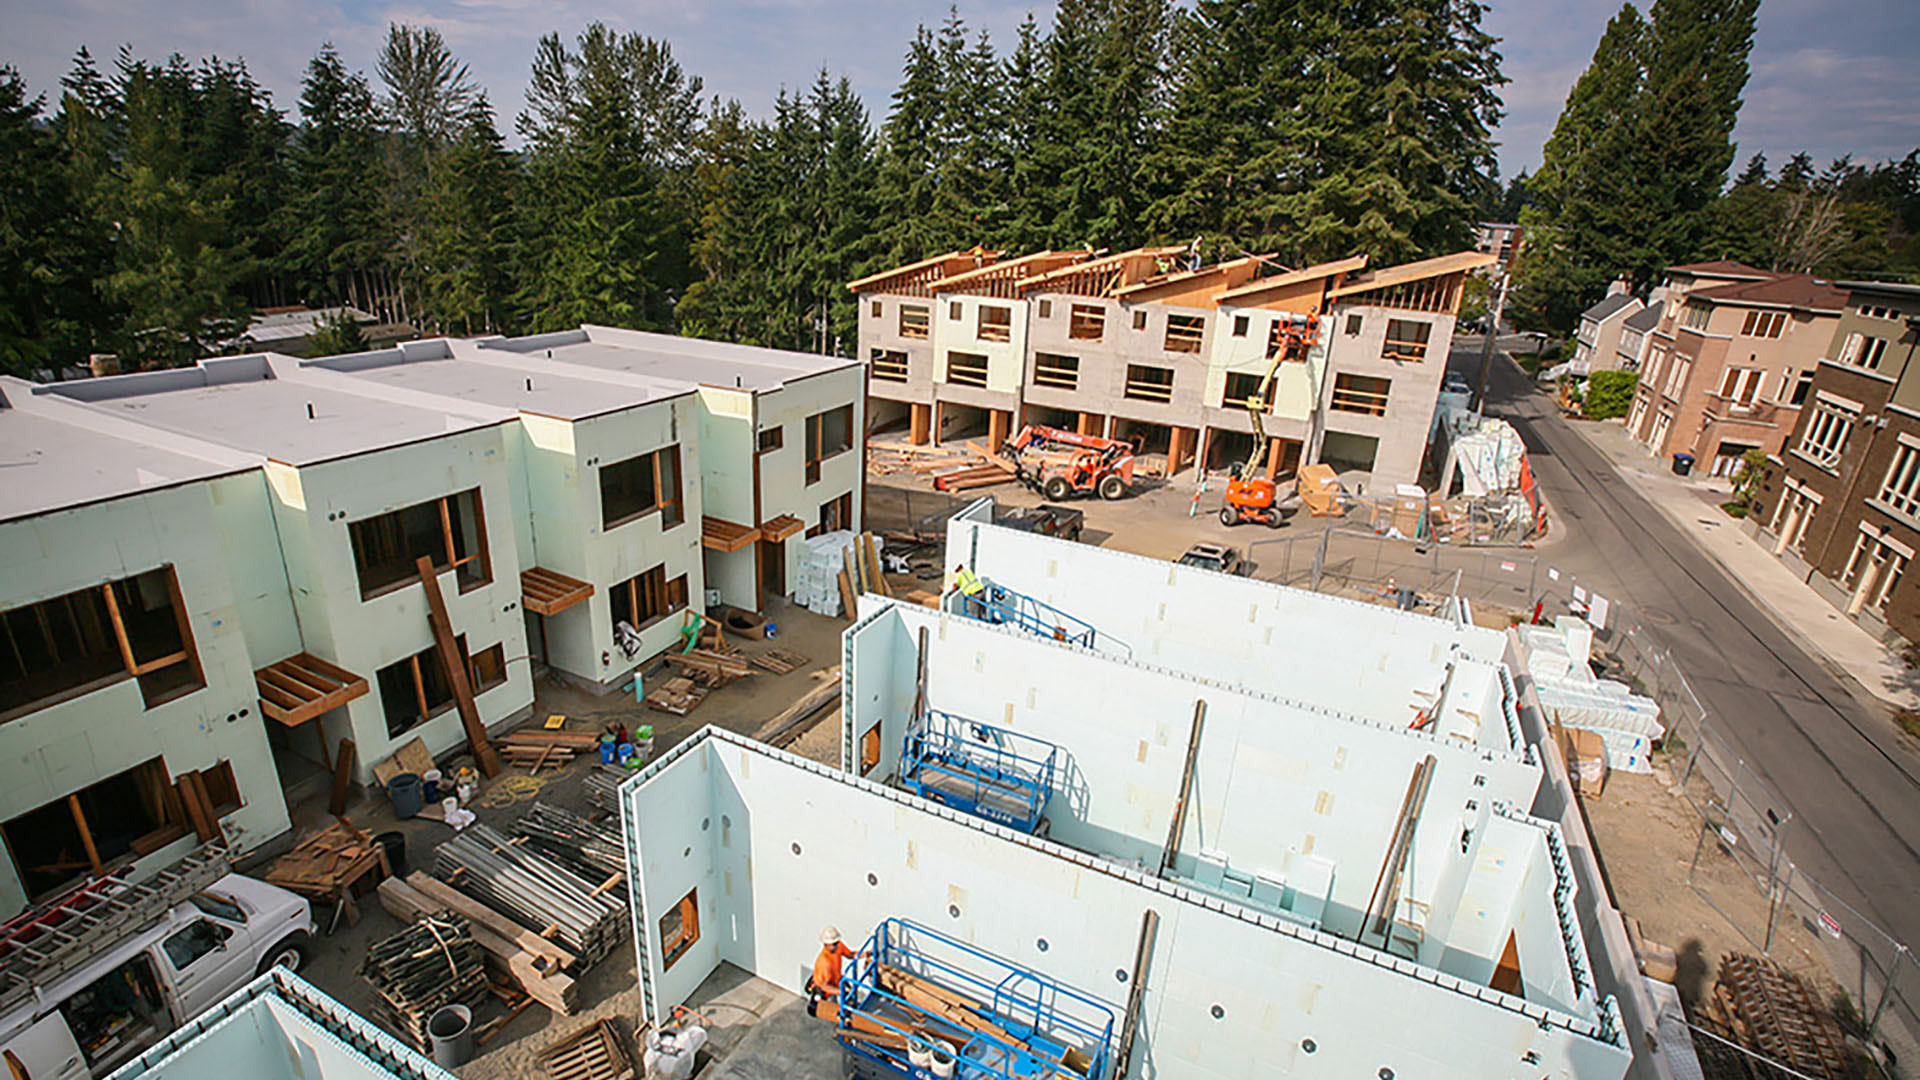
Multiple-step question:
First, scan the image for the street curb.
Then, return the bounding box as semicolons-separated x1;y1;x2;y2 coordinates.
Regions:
1552;406;1914;716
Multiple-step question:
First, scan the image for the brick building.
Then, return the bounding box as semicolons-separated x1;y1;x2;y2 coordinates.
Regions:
1753;280;1920;645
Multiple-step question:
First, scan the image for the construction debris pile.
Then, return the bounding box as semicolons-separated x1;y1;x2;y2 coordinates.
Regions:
1703;954;1853;1080
498;727;599;773
378;871;581;1015
434;824;625;969
513;802;626;884
1518;618;1662;773
357;913;489;1050
866;439;1016;492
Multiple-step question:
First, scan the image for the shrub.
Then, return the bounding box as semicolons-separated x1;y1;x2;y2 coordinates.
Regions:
1585;369;1638;419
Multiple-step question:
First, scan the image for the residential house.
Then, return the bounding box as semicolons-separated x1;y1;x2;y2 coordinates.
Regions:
1476;222;1524;277
1626;265;1843;477
1572;289;1644;375
854;247;1493;491
1754;280;1920;645
1613;304;1662;371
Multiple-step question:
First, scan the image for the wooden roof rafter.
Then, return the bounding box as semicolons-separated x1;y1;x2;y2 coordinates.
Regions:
1331;251;1496;298
1115;254;1276;305
522;566;594;616
702;516;763;552
1215;255;1370;311
255;652;369;727
847;249;1003;297
1016;246;1188;298
931;251;1100;298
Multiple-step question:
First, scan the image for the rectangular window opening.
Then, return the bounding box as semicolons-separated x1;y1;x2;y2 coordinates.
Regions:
349;490;491;598
1332;373;1392;416
600;448;683;531
1223;372;1267;410
899;305;929;340
1;566;205;721
3;757;181;900
870;349;909;383
758;426;784;453
1381;319;1431;363
1123;364;1175;404
660;888;700;969
805;405;855;483
610;566;688;639
1070;304;1106;341
1164;315;1205;353
1032;353;1080;391
945;352;990;389
860;723;882;775
978;306;1012;344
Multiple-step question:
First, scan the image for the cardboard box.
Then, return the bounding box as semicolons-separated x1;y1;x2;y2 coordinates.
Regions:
1554;724;1610;798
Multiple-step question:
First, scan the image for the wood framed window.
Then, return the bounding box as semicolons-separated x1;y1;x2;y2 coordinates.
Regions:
1232;315;1249;337
1131;311;1147;331
1740;310;1787;339
468;643;507;694
601;447;683;531
1331;373;1391;416
805;405;855;484
1;566;204;721
758;426;784;453
870;348;909;382
978;306;1012;343
1038;300;1052;319
1163;314;1205;353
1381;319;1431;362
861;722;883;775
949;301;963;321
1032;353;1080;390
349;490;490;598
945;352;989;388
1069;304;1105;341
374;635;506;739
660;887;699;969
899;305;929;339
818;492;853;534
2;756;211;900
1222;372;1267;410
610;565;688;635
1123;364;1174;403
870;300;882;318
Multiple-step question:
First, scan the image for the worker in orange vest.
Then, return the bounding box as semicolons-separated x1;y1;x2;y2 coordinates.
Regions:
805;925;856;1018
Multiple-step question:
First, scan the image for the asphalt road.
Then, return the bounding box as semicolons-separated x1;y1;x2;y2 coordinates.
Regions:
1453;336;1920;1039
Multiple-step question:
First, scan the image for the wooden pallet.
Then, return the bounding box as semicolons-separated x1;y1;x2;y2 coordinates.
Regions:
645;677;707;716
751;648;809;674
1711;953;1851;1080
540;1019;634;1080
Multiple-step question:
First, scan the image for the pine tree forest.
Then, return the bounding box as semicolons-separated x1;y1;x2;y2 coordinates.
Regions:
2;3;1916;376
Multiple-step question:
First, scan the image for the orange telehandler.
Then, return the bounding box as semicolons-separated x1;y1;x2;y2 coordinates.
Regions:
1002;424;1136;501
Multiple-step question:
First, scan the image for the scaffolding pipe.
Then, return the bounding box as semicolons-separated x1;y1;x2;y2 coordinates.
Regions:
1114;909;1159;1074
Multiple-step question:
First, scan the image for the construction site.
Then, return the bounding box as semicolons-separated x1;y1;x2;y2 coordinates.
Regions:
0;299;1888;1080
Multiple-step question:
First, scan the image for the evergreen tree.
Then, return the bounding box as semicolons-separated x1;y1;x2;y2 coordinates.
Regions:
377;24;479;328
517;24;703;332
305;309;369;355
0;68;100;375
416;98;520;335
280;46;387;309
874;26;953;262
997;14;1051;250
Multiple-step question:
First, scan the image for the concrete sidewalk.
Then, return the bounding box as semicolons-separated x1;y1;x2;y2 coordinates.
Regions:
1567;416;1920;713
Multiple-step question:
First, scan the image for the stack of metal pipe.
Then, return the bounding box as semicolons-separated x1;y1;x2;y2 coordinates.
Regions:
513;801;626;883
582;765;627;816
433;824;624;968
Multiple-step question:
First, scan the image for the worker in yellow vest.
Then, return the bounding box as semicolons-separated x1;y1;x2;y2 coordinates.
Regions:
948;564;986;618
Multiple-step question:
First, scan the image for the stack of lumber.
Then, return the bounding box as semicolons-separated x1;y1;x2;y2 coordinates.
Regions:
499;728;599;771
664;647;752;688
750;647;808;674
514;802;626;882
263;817;389;927
841;531;893;611
357;913;490;1049
1709;953;1851;1080
931;442;1018;492
583;765;627;816
539;1019;635;1080
434;824;625;969
644;676;707;715
865;441;974;478
377;873;579;1015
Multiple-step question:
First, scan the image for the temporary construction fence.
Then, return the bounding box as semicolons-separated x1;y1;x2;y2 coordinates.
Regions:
1246;525;1919;1069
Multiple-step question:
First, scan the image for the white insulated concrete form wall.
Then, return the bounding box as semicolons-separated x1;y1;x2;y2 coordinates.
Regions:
622;729;1632;1079
0;472;292;915
840;602;1595;1020
945;507;1520;751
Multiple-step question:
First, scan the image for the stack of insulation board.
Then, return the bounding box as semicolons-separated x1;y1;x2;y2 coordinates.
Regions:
1519;618;1662;773
796;530;858;616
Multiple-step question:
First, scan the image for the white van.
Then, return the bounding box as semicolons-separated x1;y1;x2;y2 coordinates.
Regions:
0;872;313;1079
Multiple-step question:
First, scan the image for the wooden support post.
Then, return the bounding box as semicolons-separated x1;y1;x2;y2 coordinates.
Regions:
1265;437;1283;481
909;403;931;446
1363;754;1437;946
329;737;356;817
1158;701;1207;878
68;795;103;877
988;409;1011;454
1115;909;1159;1075
177;776;215;843
415;556;502;778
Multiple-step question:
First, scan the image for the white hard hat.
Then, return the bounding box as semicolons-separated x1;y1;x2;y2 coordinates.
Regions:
821;925;842;945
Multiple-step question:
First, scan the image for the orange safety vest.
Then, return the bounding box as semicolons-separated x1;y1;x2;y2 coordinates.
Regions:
813;942;854;992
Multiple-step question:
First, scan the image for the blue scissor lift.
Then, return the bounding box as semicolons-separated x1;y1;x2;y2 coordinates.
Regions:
838;919;1115;1080
966;584;1102;650
901;712;1058;834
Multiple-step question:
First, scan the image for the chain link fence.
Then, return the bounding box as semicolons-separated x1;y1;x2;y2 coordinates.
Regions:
1247;524;1917;1073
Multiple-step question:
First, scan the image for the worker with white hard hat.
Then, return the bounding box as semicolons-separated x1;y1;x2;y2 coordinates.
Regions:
806;925;856;1018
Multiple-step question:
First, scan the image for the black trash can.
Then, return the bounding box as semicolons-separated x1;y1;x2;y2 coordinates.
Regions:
387;773;424;818
1671;453;1695;476
374;830;407;878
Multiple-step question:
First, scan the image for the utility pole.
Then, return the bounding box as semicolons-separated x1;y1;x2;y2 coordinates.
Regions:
1471;270;1511;416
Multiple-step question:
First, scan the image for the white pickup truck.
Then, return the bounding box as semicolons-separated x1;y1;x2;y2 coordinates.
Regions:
0;865;313;1080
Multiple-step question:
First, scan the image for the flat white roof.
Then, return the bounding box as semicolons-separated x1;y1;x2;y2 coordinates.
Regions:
306;341;685;422
0;381;246;525
481;324;857;391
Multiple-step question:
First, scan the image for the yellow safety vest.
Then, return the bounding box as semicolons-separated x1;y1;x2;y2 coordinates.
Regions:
952;568;985;596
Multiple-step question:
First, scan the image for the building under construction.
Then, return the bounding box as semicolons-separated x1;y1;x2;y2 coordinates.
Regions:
618;501;1661;1078
850;247;1493;491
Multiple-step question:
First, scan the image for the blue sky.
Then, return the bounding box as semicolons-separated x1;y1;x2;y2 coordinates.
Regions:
3;0;1915;181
